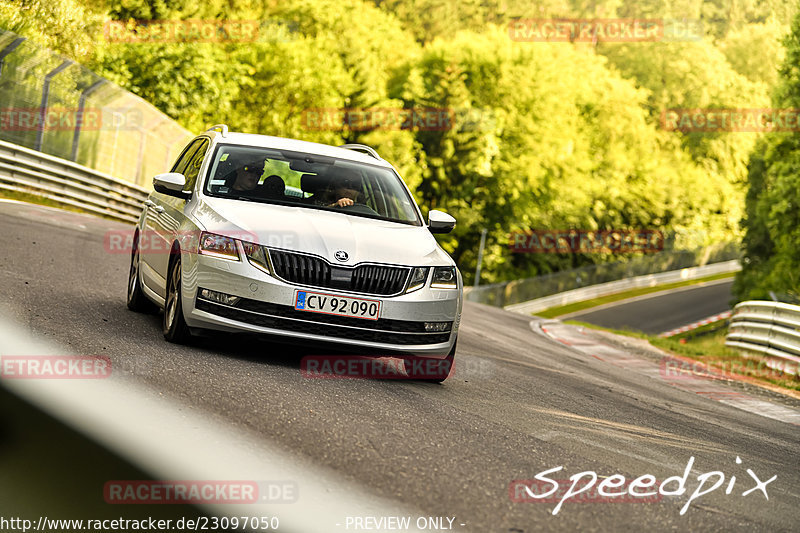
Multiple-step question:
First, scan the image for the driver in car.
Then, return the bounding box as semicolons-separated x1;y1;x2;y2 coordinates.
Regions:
326;170;363;207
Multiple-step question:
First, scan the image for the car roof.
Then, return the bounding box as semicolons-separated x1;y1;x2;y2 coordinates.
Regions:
205;131;394;169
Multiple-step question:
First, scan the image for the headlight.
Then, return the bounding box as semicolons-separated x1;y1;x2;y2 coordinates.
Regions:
431;266;457;288
242;241;270;274
405;267;429;293
199;232;240;260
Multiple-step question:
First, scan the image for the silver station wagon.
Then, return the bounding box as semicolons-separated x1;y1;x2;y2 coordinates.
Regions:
127;125;462;380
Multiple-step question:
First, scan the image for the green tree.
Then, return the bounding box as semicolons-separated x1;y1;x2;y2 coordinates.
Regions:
719;19;788;87
392;28;732;283
0;0;103;60
734;7;800;301
3;0;793;288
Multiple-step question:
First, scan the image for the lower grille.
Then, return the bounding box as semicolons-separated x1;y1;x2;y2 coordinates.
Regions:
196;297;452;346
268;250;409;296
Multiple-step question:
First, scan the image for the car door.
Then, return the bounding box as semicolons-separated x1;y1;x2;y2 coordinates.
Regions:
141;138;205;298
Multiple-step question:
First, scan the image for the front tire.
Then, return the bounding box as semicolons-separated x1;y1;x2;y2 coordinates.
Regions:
127;232;156;313
163;253;191;343
404;339;456;383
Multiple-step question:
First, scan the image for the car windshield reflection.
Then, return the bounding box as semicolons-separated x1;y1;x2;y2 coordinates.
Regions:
204;145;422;226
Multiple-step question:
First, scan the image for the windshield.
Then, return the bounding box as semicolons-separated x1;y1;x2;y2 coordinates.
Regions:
203;144;422;226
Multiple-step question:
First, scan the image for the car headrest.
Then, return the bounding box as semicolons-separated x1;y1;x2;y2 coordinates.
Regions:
262;175;285;198
300;173;326;194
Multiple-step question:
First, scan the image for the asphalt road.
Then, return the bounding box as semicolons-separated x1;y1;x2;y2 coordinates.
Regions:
1;200;799;532
562;279;735;335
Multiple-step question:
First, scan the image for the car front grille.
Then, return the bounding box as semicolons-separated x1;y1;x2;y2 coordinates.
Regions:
269;250;331;287
268;250;410;296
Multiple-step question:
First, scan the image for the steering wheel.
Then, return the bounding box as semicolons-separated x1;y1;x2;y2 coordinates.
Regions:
339;203;379;216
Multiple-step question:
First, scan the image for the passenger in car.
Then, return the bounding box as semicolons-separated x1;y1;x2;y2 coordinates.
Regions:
260;174;286;200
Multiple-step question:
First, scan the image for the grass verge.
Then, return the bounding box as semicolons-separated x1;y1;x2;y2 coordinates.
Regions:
566;319;800;393
537;271;736;319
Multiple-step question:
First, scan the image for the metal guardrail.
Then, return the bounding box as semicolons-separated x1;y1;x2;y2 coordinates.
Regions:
466;241;741;308
0;139;148;223
505;259;740;315
726;300;800;376
0;29;193;187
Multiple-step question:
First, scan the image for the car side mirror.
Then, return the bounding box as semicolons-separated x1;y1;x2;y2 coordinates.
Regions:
153;173;191;199
428;210;456;234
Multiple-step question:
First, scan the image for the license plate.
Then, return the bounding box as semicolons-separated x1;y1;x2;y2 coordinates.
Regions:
294;291;381;320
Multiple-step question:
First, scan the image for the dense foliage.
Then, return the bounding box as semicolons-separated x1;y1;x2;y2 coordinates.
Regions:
0;0;793;287
735;6;800;302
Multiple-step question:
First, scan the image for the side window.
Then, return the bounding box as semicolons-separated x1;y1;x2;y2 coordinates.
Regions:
182;140;209;192
170;139;203;175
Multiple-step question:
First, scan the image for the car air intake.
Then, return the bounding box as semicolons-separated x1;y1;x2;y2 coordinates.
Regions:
268;250;410;296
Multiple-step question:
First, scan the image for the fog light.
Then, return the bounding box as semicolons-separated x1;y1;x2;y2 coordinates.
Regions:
200;288;241;306
424;322;450;332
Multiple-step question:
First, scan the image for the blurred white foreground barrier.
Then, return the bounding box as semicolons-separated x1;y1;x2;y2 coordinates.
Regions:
0;314;426;531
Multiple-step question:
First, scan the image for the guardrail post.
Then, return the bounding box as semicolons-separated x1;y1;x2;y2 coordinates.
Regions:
34;60;73;152
474;228;487;287
70;79;106;162
0;37;25;78
769;303;778;351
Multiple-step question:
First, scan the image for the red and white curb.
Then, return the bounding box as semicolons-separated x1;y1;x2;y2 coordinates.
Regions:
658;310;732;338
536;319;800;426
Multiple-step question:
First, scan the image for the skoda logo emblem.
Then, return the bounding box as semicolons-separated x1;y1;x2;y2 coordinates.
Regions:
334;250;349;262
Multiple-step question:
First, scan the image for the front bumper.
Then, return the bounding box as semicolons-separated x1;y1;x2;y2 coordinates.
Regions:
180;252;461;356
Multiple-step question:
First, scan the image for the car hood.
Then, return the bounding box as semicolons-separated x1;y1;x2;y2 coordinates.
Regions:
191;197;452;267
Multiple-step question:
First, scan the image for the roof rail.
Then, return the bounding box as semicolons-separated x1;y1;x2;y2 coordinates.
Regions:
206;124;229;137
338;143;382;160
